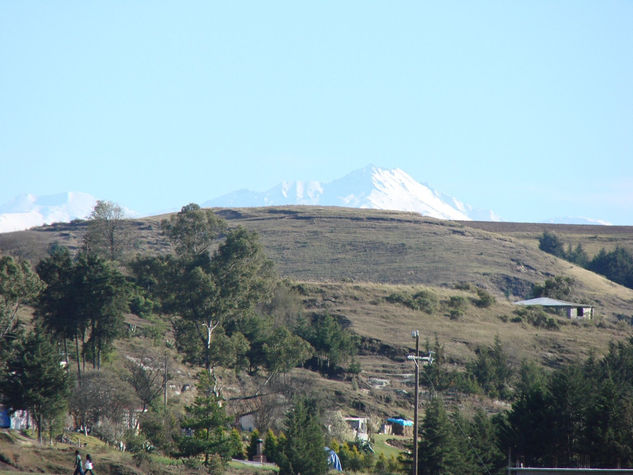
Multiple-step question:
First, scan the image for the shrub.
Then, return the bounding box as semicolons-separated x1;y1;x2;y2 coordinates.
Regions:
454;282;473;291
386;289;437;313
447;295;466;310
531;276;574;300
473;288;495;308
125;431;149;454
513;308;560;330
449;309;463;320
246;429;260;460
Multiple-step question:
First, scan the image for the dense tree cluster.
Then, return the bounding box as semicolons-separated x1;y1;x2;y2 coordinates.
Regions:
408;338;633;474
36;248;129;378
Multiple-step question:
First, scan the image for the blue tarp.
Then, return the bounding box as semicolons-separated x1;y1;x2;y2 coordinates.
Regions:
0;409;10;429
325;447;343;471
387;417;413;426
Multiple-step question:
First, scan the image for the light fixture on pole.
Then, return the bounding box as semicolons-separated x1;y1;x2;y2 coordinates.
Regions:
408;331;433;475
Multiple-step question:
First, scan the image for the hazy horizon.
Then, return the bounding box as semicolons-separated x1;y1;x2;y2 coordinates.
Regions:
2;2;631;224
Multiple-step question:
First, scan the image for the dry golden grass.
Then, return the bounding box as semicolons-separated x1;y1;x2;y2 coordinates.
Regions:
296;280;630;370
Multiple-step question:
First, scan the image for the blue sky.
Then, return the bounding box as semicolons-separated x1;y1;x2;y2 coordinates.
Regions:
1;1;632;223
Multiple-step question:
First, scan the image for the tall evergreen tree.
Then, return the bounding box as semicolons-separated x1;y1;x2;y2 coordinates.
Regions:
467;336;512;399
37;248;129;380
547;366;589;467
0;328;71;443
277;397;328;475
589;246;633;289
467;408;505;475
297;313;358;375
539;231;566;258
177;371;233;466
418;397;462;475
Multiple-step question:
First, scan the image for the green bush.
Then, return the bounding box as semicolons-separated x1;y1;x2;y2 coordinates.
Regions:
454;282;474;291
473;288;495;308
247;429;260;460
386;289;437;313
513;307;560;330
125;431;151;454
447;295;467;310
449;309;463;320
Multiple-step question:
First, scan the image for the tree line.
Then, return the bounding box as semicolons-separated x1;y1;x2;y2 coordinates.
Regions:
539;231;633;290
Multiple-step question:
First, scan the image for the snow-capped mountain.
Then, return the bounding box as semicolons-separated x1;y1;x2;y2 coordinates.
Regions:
205;165;497;221
0;192;97;233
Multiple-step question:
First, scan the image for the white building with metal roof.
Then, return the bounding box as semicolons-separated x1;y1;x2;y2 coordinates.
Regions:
514;297;593;319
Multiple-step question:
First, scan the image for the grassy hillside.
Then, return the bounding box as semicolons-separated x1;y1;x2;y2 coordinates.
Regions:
2;206;633;472
2;206;632;318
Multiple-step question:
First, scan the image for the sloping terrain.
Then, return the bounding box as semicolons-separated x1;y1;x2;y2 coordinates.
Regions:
3;205;632;378
1;206;632;318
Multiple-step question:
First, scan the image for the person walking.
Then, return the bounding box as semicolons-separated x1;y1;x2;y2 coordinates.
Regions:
84;454;94;474
73;450;84;475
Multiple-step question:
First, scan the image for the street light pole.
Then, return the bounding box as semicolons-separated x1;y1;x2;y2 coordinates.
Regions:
412;330;419;475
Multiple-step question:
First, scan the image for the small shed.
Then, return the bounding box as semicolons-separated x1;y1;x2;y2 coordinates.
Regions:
0;406;32;430
514;297;593;319
344;417;369;440
386;417;413;436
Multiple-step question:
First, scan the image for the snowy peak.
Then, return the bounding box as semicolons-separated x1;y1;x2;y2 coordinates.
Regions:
364;167;470;220
205;165;489;221
0;192;97;233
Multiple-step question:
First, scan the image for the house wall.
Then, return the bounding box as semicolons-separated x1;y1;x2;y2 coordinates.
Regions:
566;307;593;319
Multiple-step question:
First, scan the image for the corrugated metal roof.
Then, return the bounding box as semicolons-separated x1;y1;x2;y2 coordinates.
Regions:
514;297;591;307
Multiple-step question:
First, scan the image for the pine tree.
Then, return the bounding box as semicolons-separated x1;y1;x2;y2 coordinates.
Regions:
178;371;232;466
247;429;261;460
277;398;328;475
418;398;462;475
0;328;70;443
467;408;505;475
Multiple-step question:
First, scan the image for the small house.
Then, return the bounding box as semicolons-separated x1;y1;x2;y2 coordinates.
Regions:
514;297;593;319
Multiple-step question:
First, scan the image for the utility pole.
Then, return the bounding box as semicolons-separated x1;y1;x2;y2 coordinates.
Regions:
413;330;420;475
408;331;433;475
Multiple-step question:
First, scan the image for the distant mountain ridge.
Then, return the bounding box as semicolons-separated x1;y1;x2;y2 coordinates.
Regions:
0;166;613;234
204;165;499;221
